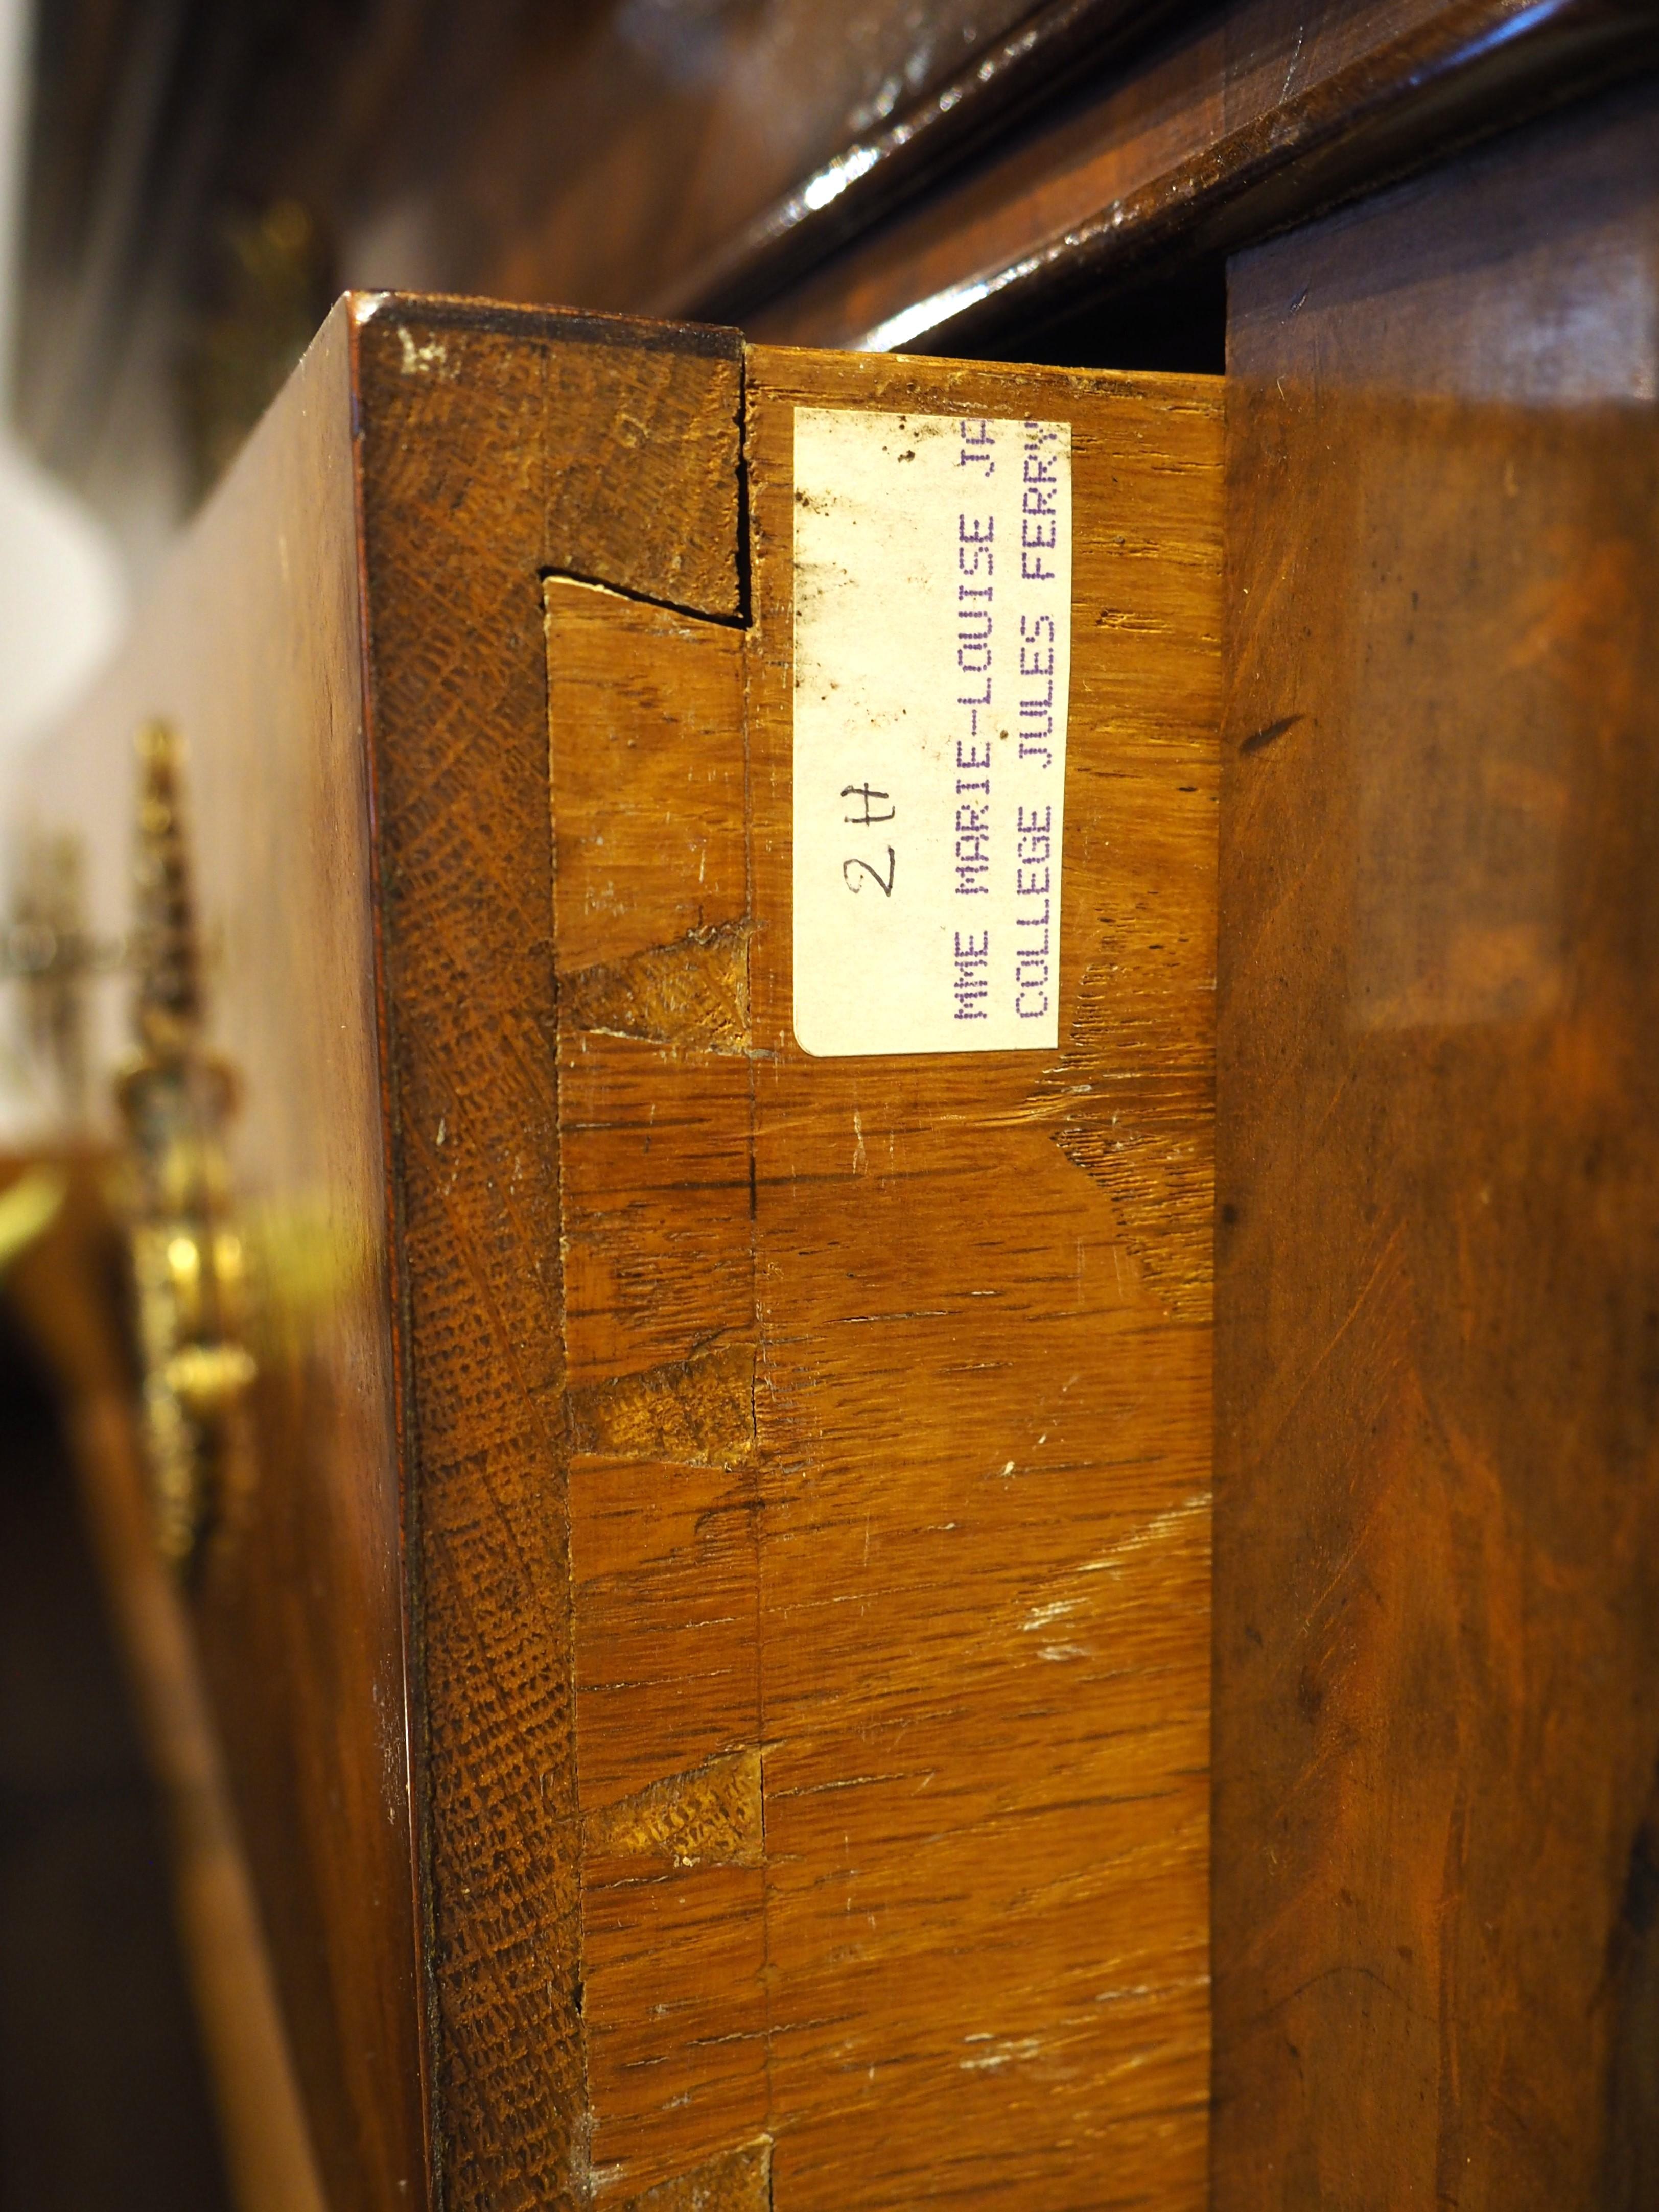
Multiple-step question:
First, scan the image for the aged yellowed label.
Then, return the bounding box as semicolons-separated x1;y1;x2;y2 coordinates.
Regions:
792;406;1071;1057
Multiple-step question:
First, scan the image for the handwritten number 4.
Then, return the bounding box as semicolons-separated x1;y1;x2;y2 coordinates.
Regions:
844;848;896;897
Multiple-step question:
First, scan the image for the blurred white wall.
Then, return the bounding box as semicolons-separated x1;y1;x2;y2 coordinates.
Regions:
0;0;127;779
0;0;128;1140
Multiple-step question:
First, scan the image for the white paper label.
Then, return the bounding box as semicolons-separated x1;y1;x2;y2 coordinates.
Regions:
792;406;1071;1057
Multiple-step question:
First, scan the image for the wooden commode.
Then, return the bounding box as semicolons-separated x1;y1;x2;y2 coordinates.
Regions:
12;4;1659;2206
13;303;1222;2211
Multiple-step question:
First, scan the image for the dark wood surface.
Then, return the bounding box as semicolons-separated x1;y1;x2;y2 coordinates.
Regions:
655;0;1193;324
0;1260;233;2212
1213;80;1659;2207
16;0;1057;537
740;0;1659;352
20;0;1659;567
5;1159;328;2212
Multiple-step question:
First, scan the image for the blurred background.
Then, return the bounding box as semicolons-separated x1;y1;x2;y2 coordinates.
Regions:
0;0;214;2199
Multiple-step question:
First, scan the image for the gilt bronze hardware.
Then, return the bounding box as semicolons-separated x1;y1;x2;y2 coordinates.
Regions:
114;721;254;1571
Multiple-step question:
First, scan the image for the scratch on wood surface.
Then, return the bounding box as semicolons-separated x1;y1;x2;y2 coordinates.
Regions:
1240;711;1304;755
587;1749;763;1871
1076;1494;1210;1575
560;919;750;1051
960;2034;1045;2073
566;1342;755;1465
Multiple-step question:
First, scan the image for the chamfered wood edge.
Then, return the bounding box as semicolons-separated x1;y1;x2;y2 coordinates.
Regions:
345;292;746;2209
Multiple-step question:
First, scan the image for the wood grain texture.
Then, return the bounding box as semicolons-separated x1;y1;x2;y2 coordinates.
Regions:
12;308;427;2212
15;291;746;2212
620;2139;773;2212
23;0;1659;568
548;574;766;2202
545;352;1221;2206
351;297;743;2210
1214;83;1659;2208
743;345;1219;2210
21;296;1223;2207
